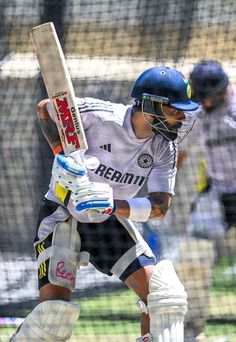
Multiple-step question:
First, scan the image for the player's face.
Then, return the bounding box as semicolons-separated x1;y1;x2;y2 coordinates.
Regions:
161;105;186;130
201;93;225;112
202;98;214;111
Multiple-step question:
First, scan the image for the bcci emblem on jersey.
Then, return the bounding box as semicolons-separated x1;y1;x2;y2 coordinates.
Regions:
137;153;154;168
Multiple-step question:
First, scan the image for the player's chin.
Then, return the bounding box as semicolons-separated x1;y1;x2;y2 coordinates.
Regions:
168;122;182;131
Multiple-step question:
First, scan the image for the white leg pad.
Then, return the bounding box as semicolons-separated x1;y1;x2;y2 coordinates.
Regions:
10;300;80;341
148;260;187;342
137;260;188;342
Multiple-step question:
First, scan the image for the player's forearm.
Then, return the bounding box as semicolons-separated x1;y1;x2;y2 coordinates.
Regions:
177;149;187;169
115;194;171;221
37;99;62;154
148;193;171;219
114;200;131;218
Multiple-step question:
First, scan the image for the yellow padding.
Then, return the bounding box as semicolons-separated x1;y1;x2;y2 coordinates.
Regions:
196;157;208;193
55;183;68;202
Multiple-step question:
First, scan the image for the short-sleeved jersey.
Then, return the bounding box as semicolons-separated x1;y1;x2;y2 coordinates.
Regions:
46;97;178;221
181;85;236;194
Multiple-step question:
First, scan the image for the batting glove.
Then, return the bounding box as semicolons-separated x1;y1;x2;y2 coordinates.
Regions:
52;151;100;192
70;182;116;215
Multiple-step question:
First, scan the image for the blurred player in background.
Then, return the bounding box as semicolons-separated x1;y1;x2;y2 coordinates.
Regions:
177;60;236;340
11;66;198;342
180;60;236;249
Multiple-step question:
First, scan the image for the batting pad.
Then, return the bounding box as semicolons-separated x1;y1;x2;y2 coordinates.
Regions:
36;218;89;291
10;300;80;341
147;260;187;342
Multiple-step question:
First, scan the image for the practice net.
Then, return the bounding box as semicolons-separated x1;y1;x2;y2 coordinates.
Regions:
0;0;235;341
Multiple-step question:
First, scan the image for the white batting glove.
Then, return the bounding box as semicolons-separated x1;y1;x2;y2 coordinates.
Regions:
70;182;116;215
52;151;99;192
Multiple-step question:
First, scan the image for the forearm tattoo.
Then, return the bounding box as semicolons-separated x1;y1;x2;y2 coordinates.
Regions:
40;118;60;145
150;196;169;215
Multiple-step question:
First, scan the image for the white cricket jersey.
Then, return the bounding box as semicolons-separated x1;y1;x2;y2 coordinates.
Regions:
46;97;178;221
182;85;236;194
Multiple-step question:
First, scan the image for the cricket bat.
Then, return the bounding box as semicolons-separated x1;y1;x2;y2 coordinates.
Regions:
30;22;88;157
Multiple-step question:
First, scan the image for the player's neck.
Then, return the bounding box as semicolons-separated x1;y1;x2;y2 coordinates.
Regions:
131;110;154;139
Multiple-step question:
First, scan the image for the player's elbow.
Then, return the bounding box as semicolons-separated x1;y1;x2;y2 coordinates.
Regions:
37;99;50;119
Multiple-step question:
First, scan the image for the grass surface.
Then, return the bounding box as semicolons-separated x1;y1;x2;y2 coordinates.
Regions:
1;257;235;341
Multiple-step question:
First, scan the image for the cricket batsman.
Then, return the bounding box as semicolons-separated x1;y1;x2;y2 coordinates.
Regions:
11;66;198;341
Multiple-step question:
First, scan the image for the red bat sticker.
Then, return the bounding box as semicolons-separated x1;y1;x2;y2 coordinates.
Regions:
52;92;81;149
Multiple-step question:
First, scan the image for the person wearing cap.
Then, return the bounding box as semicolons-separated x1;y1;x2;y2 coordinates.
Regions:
11;66;198;342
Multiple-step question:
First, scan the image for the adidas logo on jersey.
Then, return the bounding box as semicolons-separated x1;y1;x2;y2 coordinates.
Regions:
100;144;111;152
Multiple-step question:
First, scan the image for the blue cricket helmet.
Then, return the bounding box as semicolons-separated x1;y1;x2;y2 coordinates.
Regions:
131;66;198;111
189;60;229;102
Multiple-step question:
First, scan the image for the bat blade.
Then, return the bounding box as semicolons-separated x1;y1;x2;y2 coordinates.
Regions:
30;22;88;155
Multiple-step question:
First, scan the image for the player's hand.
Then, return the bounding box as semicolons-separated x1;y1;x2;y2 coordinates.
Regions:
52;151;99;192
70;182;116;215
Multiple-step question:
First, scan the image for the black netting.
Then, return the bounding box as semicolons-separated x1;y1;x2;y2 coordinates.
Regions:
0;0;235;340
